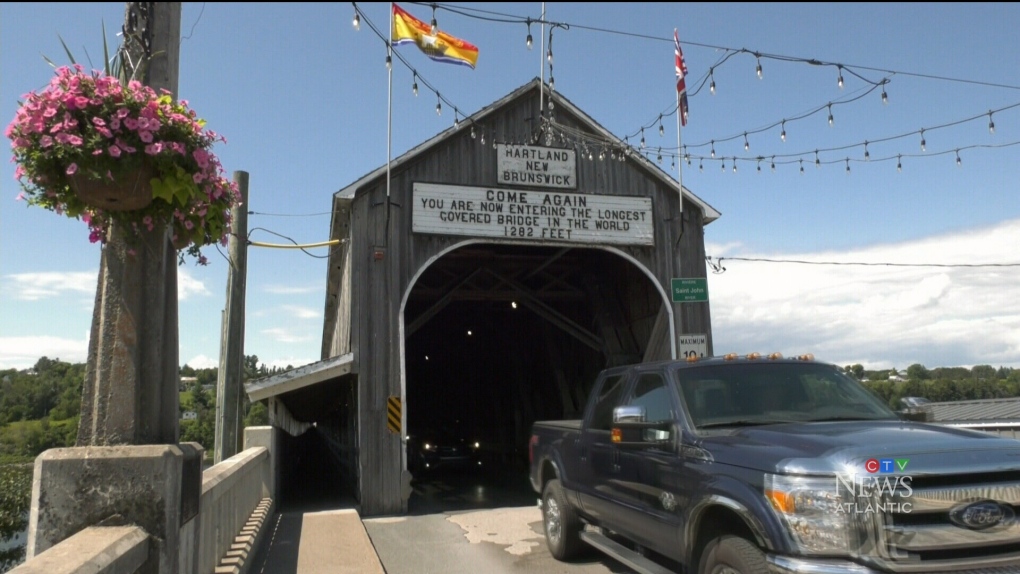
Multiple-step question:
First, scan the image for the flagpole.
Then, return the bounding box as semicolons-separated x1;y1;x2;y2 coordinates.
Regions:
676;89;683;214
387;3;393;201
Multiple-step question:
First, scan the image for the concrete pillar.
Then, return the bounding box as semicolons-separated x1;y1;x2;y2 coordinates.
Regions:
27;443;202;574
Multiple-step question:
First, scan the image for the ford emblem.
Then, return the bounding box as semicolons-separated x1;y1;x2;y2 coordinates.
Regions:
949;500;1014;530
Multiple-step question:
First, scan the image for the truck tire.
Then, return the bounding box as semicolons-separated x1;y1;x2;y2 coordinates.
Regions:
542;478;583;560
699;535;768;574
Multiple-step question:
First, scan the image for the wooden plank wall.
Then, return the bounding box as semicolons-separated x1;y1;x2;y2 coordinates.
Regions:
347;83;713;515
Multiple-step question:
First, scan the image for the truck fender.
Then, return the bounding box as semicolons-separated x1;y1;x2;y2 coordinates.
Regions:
682;478;787;565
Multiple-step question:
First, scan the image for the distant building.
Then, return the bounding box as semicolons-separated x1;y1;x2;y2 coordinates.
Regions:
179;376;198;391
181;411;198;421
927;397;1020;440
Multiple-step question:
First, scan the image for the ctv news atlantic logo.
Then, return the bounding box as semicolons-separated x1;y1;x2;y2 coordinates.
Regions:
834;458;913;515
864;458;910;474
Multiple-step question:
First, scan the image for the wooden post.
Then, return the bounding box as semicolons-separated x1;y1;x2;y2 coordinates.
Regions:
77;2;183;446
215;171;249;463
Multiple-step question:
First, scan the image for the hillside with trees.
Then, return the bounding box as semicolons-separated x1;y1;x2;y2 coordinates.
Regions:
0;355;284;572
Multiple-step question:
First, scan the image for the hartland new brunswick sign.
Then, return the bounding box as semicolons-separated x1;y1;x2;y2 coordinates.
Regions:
497;144;576;189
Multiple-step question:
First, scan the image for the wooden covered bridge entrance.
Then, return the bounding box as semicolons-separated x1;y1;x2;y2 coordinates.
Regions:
245;78;720;516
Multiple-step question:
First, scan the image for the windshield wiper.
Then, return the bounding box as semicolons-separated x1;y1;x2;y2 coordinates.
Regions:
697;419;798;428
806;415;894;422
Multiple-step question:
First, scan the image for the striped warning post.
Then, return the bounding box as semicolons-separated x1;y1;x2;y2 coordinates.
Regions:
387;395;401;434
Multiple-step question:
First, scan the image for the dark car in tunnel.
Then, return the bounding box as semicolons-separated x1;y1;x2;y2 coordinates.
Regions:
408;424;482;475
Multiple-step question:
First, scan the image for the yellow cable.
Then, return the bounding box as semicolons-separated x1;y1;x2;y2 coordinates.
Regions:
248;239;341;249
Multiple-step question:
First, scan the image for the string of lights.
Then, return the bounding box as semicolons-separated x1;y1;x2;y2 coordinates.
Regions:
353;2;1019;180
705;255;1020;275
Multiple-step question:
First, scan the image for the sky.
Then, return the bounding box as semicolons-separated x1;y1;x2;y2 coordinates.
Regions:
1;2;1018;373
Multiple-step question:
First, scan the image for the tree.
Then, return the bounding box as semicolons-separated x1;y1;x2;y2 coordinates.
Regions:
906;363;931;381
971;365;996;381
244;402;269;427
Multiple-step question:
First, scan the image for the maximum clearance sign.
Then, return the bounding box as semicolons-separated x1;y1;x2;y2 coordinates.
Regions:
412;182;654;246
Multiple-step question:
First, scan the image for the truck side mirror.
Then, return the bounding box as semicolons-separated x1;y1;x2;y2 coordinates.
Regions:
613;405;646;423
898;407;933;422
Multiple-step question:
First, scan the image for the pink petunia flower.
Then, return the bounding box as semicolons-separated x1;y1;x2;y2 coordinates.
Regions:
66;163;78;175
108;145;121;158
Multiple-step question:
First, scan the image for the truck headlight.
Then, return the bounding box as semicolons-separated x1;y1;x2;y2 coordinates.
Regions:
764;474;850;555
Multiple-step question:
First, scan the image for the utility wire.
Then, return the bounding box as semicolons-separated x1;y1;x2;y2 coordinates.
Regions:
708;255;1020;271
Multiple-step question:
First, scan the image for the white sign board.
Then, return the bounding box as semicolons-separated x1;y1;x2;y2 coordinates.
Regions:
679;334;708;360
497;144;576;189
412;183;653;246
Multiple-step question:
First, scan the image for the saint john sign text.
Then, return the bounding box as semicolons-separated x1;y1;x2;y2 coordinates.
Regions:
412;183;653;246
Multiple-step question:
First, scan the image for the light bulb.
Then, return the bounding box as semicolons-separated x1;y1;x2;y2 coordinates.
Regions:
412;81;418;97
757;160;762;172
989;112;995;134
771;157;776;172
743;133;749;151
733;160;737;173
721;159;725;172
780;121;786;142
920;129;926;152
527;33;533;49
436;101;442;116
454;116;460;128
430;16;437;35
897;155;902;172
956;151;962;166
470;125;476;139
659;122;664;137
837;65;844;89
657;152;662;164
815;151;821;168
827;104;834;127
352;12;360;30
881;88;888;105
480;133;485;145
710;79;716;95
846;159;850;174
800;160;805;174
756;56;763;79
385;55;391;71
699;159;703;172
547;49;553;64
710;141;715;158
550;76;555;90
864;142;870;161
640;129;646;148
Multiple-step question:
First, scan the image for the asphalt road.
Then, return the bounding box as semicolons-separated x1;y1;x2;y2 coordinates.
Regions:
363;469;635;574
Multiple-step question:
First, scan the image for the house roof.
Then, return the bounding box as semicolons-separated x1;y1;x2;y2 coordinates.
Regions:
333;77;720;223
927;397;1020;423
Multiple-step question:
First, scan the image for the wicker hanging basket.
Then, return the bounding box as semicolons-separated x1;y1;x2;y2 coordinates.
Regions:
70;164;155;212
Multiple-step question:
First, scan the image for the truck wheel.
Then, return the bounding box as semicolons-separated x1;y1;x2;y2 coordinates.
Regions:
542;479;583;560
699;535;768;574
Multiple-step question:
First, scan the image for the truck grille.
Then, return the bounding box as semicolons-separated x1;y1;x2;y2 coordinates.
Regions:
873;472;1020;570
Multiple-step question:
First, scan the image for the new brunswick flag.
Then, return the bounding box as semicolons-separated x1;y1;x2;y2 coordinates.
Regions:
392;3;479;69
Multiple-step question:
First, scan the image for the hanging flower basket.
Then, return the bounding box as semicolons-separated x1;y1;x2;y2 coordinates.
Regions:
6;65;240;266
69;161;155;211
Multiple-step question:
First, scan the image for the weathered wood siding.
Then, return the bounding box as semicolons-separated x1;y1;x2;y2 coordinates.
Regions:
346;83;713;515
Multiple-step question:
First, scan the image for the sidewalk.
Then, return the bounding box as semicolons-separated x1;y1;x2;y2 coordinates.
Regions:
248;508;385;574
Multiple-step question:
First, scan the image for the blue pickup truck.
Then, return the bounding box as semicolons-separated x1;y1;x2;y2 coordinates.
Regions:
528;354;1020;574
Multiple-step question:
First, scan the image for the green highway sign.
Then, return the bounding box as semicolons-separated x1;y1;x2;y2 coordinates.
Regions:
671;278;708;303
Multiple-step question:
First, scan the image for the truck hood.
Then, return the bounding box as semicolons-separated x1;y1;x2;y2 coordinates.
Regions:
699;420;1020;476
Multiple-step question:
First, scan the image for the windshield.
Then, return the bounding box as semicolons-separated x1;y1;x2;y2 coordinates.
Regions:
671;362;897;429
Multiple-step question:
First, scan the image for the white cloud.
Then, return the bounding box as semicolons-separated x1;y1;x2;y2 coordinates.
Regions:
281;304;320;320
260;328;315;344
706;218;1020;370
0;334;89;370
264;284;320;295
178;268;210;300
7;271;96;301
184;354;218;369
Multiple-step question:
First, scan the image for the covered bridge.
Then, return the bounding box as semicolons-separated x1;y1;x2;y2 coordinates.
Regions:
246;78;720;516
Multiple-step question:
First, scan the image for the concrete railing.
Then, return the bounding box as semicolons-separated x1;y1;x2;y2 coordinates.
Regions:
10;426;279;574
7;525;149;574
196;445;270;574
